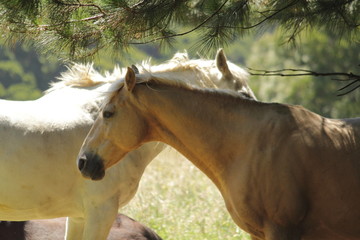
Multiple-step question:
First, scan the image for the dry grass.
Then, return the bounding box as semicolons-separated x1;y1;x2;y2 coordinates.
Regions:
121;148;250;240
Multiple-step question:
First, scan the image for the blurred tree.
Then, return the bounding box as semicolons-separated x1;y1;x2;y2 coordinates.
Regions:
247;29;360;118
0;41;65;99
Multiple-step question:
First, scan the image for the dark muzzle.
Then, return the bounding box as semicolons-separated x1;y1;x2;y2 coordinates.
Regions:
77;152;105;180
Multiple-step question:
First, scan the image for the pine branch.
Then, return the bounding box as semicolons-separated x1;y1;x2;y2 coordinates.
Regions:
52;1;107;15
239;0;300;30
247;67;360;96
0;0;358;58
129;0;230;45
37;14;104;31
248;68;358;78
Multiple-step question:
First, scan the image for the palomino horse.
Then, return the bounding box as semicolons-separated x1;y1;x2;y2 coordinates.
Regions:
0;49;255;240
78;67;360;240
0;214;162;240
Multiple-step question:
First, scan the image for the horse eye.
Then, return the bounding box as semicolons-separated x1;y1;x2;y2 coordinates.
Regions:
103;110;114;119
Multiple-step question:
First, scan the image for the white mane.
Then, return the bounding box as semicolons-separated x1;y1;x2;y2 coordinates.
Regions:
105;51;252;101
45;63;125;94
45;51;250;97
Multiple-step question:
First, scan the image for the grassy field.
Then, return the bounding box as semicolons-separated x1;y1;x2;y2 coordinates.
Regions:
121;148;250;240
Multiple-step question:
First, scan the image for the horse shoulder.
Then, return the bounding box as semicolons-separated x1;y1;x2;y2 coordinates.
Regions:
224;104;316;234
257;105;360;235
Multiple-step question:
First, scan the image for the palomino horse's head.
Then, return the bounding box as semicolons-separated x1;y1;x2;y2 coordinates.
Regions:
77;50;255;180
77;68;147;180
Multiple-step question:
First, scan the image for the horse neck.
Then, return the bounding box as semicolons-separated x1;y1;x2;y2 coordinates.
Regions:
137;83;259;190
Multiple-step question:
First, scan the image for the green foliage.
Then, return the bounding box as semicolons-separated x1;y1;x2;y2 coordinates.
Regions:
268;0;359;42
4;83;41;100
0;0;358;58
0;41;63;100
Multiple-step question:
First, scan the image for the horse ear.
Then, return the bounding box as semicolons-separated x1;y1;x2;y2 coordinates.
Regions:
216;48;233;79
125;67;136;92
131;64;139;74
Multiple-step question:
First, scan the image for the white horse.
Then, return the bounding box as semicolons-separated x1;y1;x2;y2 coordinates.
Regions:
0;49;255;240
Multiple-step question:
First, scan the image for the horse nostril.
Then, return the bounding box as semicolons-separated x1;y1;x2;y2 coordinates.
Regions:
78;157;86;171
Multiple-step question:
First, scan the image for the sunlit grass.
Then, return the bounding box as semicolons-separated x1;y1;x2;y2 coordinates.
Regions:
121;148;250;240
